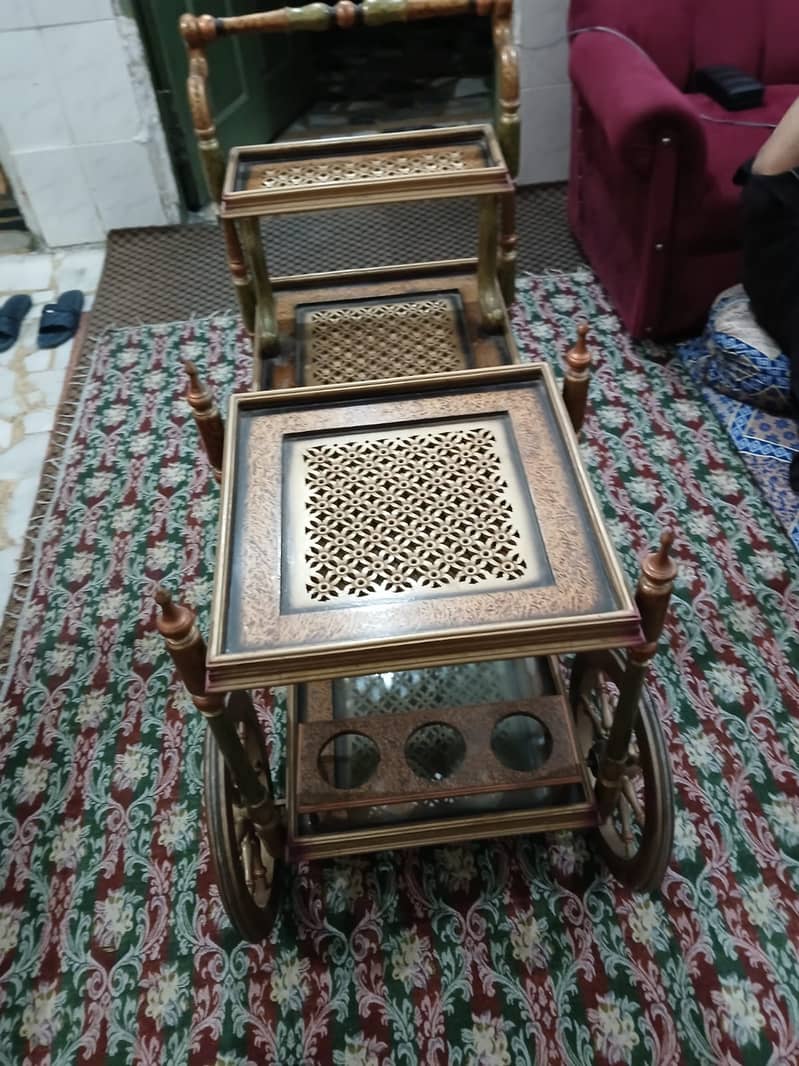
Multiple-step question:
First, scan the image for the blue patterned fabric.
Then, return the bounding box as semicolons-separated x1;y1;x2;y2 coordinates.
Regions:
677;336;799;550
696;284;791;412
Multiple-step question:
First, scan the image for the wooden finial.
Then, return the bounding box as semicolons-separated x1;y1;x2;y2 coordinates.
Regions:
634;530;678;661
183;360;225;482
154;586;195;643
562;322;592;435
643;531;677;584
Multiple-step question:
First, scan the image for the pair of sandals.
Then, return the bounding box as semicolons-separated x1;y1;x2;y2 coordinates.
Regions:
0;291;84;354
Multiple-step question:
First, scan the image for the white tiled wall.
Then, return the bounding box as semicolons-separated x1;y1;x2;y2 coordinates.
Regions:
515;0;572;185
0;0;179;247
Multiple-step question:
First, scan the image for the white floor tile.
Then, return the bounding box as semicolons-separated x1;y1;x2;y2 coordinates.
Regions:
25;367;66;408
53;342;73;371
0;432;50;479
0;366;14;398
0;419;12;451
0;252;54;294
0;545;21;617
25;350;51;373
0;396;24;420
53;246;106;299
5;476;39;543
23;409;54;436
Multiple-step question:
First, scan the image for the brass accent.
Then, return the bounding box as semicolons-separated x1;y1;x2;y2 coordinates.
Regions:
299;294;469;385
288;419;536;607
207;365;641;690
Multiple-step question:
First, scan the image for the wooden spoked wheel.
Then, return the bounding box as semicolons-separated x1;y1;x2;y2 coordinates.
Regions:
569;650;674;892
203;712;283;942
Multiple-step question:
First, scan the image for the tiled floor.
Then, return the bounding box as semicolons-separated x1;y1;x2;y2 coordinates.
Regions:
0;244;105;617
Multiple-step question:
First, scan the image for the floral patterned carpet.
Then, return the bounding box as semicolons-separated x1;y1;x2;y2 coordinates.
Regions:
1;272;799;1065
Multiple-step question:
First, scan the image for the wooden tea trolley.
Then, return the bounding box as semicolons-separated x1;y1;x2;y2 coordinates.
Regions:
158;0;677;941
156;365;677;942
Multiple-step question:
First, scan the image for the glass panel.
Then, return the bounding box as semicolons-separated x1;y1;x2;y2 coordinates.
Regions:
330;657;555;721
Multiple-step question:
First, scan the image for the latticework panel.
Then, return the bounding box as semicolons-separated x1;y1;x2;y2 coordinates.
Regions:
298;421;530;605
298;294;470;385
257;148;475;190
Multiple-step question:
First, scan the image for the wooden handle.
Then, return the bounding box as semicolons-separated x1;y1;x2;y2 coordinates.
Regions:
180;0;509;42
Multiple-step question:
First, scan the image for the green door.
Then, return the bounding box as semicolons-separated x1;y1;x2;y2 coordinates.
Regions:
134;0;314;209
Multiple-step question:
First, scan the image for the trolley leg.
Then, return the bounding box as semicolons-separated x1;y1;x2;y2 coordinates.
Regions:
238;218;279;359
562;323;592;436
478;195;505;332
154;587;283;858
498;190;517;306
184;361;225;482
222;218;256;336
594;532;677;821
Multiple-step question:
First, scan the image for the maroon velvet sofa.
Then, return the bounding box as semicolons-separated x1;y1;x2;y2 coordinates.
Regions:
567;0;798;339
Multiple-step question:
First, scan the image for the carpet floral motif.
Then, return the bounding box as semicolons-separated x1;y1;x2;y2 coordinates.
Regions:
1;272;798;1064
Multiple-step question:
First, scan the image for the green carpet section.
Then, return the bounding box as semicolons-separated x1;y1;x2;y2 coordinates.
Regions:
1;272;798;1064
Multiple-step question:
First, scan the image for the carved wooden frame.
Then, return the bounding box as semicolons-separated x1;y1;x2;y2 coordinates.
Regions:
206;364;641;690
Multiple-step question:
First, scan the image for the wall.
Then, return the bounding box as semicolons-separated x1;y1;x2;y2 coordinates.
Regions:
0;0;180;247
515;0;571;185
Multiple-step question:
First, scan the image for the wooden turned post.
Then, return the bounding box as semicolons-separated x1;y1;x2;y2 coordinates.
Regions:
222;220;256;336
562;323;592;435
154;588;284;857
632;531;678;665
477;196;505;332
184;361;224;482
594;532;677;820
498;191;517;306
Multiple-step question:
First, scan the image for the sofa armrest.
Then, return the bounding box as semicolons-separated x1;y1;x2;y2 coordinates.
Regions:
570;30;707;182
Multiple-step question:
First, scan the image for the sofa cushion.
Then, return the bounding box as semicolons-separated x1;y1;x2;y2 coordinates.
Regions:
697;284;791;411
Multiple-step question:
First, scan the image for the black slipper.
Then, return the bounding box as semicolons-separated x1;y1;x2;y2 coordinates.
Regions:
37;290;84;350
0;294;32;353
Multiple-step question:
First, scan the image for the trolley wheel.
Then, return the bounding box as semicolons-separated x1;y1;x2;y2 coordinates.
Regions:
203;714;283;942
569;650;674;892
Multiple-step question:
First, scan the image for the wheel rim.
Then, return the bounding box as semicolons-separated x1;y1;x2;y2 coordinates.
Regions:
231;719;278;910
574;664;647;863
204;709;282;942
570;650;674;891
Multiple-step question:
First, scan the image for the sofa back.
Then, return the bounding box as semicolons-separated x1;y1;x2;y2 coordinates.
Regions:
568;0;799;88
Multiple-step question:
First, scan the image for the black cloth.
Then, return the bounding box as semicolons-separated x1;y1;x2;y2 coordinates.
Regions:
735;160;799;491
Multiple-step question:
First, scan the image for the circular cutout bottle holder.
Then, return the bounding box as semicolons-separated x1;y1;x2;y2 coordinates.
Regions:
490;713;552;772
318;731;380;789
405;722;466;781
